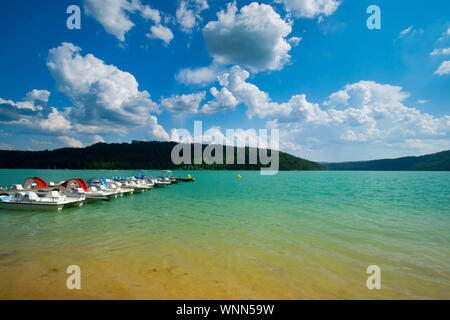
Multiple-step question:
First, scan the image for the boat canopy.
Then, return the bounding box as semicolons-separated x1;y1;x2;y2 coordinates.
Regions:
23;177;47;189
87;177;109;189
60;178;88;192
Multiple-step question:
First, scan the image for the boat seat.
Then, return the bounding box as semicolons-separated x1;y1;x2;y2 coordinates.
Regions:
0;195;11;202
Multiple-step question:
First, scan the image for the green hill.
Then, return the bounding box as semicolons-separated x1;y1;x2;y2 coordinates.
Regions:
0;141;325;171
322;150;450;171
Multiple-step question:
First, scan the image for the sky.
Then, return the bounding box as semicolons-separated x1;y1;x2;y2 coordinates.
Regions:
0;0;449;162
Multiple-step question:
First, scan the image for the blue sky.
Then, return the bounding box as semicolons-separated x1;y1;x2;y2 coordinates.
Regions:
0;0;449;162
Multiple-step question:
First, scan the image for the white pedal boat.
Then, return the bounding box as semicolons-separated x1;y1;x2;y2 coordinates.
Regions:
0;191;84;211
153;178;171;188
87;177;121;199
106;180;134;196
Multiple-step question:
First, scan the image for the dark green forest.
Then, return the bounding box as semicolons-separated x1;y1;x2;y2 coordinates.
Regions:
322;150;450;171
0;141;325;171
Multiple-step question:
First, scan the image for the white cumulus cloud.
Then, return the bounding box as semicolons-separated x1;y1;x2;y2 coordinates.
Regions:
93;135;106;143
84;0;163;41
26;89;51;104
175;64;219;86
38;108;72;133
214;66;450;160
203;2;293;72
434;61;450;76
274;0;341;18
148;115;170;140
146;24;174;45
47;42;161;129
201;87;239;114
59;136;83;148
176;0;209;33
0;89;50;126
217;66;328;121
161;91;206;114
288;36;303;47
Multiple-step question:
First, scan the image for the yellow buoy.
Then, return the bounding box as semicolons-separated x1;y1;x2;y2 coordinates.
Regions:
187;174;191;179
237;174;241;179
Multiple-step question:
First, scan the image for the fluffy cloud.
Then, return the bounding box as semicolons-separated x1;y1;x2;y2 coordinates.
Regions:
59;136;83;148
38;108;72;133
47;42;160;129
93;135;106;143
201;87;238;114
288;36;303;47
0;91;89;137
84;0;162;41
140;4;161;24
216;66;327;121
176;0;209;33
170;125;274;149
214;66;449;160
0;89;49;125
217;66;278;118
1;89;169;147
175;64;219;86
148;115;170;140
146;24;174;45
203;2;293;72
1;42;170;145
434;61;450;75
163;80;238;115
274;0;341;18
26;89;50;104
0;89;49;115
161;92;206;114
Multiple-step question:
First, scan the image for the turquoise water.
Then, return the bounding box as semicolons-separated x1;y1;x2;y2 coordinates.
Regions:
0;169;449;299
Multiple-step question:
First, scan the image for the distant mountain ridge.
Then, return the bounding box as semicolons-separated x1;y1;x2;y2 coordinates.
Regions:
323;150;450;171
0;141;325;171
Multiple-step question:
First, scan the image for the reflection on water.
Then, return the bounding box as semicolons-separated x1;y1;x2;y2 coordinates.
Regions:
0;170;449;299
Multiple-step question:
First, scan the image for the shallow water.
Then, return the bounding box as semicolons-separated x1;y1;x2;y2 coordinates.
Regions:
0;169;449;299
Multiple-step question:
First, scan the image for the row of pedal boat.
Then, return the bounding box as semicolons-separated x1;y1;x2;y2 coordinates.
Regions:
0;174;194;211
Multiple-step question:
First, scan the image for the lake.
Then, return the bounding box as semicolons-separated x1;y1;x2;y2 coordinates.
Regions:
0;169;448;299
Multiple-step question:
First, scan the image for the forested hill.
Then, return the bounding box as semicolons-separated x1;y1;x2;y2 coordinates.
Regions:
0;141;325;171
322;150;450;171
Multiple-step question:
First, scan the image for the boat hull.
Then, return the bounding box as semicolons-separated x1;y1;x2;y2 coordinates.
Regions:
175;178;195;182
0;202;65;211
154;183;168;188
66;201;85;208
85;196;109;203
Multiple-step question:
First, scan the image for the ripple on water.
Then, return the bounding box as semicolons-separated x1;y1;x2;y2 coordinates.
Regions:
0;170;449;299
